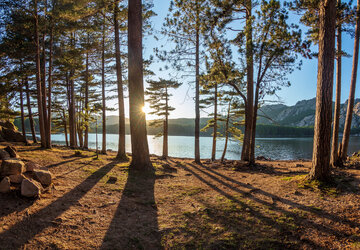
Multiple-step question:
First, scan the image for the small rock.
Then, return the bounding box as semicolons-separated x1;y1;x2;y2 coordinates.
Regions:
294;190;302;196
0;149;10;160
0;177;10;193
107;176;117;184
256;156;269;161
245;208;250;212
4;146;18;158
1;159;25;176
21;178;41;197
25;162;41;172
8;174;25;184
33;169;52;186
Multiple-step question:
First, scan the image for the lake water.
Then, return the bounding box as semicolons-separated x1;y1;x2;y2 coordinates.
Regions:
50;134;360;160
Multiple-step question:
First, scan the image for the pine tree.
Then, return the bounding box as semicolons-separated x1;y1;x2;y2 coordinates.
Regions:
309;0;337;181
211;0;306;164
128;0;152;169
220;97;245;162
339;0;360;163
145;78;181;158
113;0;127;160
158;0;210;163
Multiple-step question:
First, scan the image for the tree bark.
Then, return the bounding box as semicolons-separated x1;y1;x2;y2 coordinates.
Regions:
331;13;342;167
114;1;127;160
163;83;169;158
249;81;260;164
128;0;152;169
84;48;89;149
194;2;201;164
41;0;49;148
19;81;26;140
34;0;46;148
101;15;107;155
309;0;337;181
241;0;254;163
68;33;77;148
221;101;231;162
339;0;360;162
211;84;217;161
25;78;37;143
63;109;68;147
77;98;84;148
46;11;53;149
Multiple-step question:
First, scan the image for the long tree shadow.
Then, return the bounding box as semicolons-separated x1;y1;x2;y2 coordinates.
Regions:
0;161;117;249
196;163;360;229
0;192;36;219
46;155;93;169
174;161;359;246
101;167;161;249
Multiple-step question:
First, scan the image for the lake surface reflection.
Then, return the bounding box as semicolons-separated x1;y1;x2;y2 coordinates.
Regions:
50;134;360;160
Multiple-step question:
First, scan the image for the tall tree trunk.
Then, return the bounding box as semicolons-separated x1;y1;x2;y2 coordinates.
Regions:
41;1;49;148
211;84;218;161
34;0;46;147
339;0;360;162
69;75;75;147
63;109;68;147
221;101;231;162
25;78;37;143
194;2;201;163
68;33;77;148
241;0;254;163
68;67;76;148
101;16;107;155
249;81;260;164
84;48;89;149
19;81;26;141
128;0;152;169
309;0;337;181
114;1;127;160
77;98;84;148
163;84;169;158
46;3;53;149
331;14;342;167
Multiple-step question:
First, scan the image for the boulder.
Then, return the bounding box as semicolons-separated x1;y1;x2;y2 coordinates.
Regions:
1;159;25;176
8;174;25;184
0;149;10;160
0;177;11;193
1;127;27;142
25;161;41;172
33;169;52;186
4;146;18;158
21;178;41;197
0;121;16;130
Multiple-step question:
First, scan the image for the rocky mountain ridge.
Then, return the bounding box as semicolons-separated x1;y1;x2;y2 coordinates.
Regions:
258;98;360;128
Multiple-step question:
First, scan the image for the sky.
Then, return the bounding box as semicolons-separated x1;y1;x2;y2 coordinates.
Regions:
108;0;360;120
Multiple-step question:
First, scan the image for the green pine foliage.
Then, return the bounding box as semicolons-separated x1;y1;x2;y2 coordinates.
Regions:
145;78;181;137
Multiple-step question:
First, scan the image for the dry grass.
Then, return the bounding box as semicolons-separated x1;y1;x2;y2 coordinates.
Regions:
0;143;360;249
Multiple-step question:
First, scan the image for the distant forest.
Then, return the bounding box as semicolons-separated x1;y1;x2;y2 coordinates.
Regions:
13;117;360;138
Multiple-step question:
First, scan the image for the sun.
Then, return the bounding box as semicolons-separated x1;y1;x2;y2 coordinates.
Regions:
142;104;151;114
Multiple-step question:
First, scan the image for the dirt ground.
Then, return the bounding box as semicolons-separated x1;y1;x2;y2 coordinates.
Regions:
1;142;360;249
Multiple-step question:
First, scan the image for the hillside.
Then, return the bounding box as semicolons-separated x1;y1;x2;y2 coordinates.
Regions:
258;98;360;128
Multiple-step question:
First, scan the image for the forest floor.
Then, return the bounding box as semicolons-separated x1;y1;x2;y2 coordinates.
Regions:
1;142;360;249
